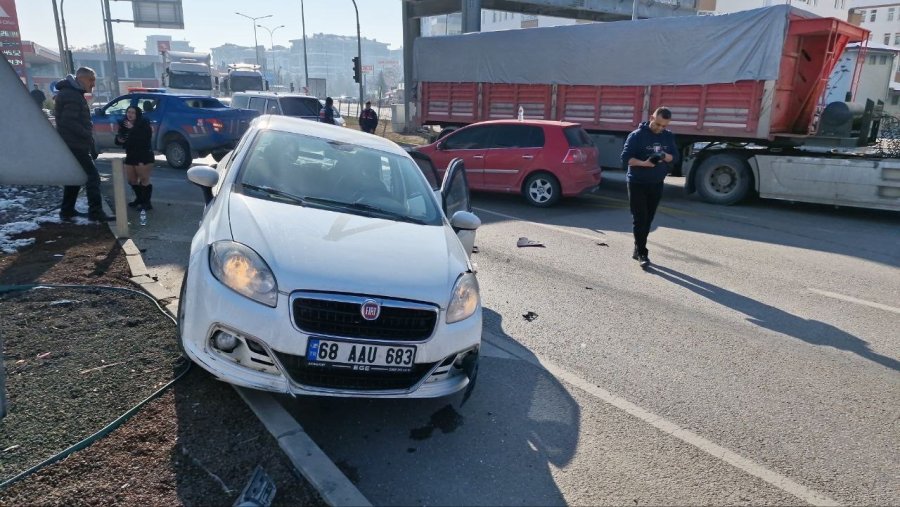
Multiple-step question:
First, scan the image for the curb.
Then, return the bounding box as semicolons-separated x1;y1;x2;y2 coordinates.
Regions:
103;199;370;506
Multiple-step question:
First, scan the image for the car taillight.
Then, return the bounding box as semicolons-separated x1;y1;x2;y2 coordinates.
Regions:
209;119;225;133
562;148;587;164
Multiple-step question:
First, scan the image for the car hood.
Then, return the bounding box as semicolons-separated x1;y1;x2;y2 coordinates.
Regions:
226;194;470;308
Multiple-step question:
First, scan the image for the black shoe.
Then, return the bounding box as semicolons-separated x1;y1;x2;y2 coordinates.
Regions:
638;255;650;269
88;213;116;223
59;211;87;221
632;248;639;261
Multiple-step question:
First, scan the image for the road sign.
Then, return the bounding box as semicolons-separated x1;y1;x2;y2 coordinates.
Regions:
362;65;374;75
132;0;184;29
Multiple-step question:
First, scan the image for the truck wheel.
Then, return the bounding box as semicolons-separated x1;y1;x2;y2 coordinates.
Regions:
523;172;561;207
164;137;192;170
695;153;751;205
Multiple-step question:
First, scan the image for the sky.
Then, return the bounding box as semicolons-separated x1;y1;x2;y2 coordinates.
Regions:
15;0;405;54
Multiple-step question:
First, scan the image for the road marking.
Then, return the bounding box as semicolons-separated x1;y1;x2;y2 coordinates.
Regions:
808;288;900;315
473;207;607;241
483;332;842;507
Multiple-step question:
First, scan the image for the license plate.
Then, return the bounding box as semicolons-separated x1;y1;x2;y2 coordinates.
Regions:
306;339;416;372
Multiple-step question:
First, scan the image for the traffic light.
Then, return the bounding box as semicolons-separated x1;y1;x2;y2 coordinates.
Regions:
352;56;361;84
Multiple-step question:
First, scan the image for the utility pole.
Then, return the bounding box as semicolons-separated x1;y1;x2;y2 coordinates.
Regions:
101;0;120;97
351;0;363;108
51;0;67;75
632;0;639;20
300;0;309;89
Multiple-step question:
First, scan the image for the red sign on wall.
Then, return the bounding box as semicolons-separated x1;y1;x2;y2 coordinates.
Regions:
0;0;25;80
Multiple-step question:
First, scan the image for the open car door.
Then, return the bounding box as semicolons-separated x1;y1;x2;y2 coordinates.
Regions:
409;151;480;257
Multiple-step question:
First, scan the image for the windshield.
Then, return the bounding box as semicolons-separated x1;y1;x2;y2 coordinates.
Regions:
168;72;212;91
237;130;442;225
231;76;264;93
280;97;321;117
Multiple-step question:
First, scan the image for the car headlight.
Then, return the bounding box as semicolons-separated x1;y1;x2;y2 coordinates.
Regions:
208;241;277;307
446;272;480;324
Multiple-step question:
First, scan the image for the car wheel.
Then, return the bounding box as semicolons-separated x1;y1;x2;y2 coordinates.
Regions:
523;172;561;207
175;271;189;358
164;137;192;170
695;153;751;205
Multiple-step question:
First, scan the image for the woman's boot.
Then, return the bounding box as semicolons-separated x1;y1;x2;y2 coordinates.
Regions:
129;184;142;207
138;184;153;210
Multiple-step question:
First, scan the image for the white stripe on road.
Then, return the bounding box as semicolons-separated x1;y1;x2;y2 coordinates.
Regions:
484;333;842;507
473;206;606;241
808;288;900;315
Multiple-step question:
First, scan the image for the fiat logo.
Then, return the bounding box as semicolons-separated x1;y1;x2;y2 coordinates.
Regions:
360;299;380;321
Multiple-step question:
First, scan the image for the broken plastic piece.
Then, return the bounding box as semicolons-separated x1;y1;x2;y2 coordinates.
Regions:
595;241;609;247
233;465;276;507
522;311;538;322
517;237;544;248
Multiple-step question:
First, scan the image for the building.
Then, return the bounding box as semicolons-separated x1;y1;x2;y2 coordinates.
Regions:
852;2;900;44
20;41;63;92
71;49;162;101
145;35;194;56
287;34;400;98
712;0;850;18
825;42;899;113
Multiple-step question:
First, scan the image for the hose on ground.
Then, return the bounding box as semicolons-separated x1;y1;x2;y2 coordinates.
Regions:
0;283;191;490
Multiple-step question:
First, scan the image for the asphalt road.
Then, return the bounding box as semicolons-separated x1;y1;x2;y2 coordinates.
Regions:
98;156;900;506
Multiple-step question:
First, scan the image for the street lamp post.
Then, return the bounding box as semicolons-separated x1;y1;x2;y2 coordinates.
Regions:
258;24;286;86
235;12;272;69
350;0;363;109
300;0;309;90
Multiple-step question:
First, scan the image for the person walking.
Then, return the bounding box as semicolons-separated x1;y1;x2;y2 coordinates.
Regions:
621;106;677;269
54;67;114;222
116;105;155;210
30;84;47;108
319;97;336;125
359;100;378;134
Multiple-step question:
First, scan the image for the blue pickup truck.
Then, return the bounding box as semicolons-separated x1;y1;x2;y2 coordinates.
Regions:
92;92;259;169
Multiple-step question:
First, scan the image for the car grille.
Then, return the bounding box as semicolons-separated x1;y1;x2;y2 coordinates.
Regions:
292;295;437;341
273;351;437;391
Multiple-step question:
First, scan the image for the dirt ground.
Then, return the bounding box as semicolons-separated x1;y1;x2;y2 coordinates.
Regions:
0;222;322;506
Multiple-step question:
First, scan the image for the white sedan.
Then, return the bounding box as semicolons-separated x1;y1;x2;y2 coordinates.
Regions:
178;115;482;398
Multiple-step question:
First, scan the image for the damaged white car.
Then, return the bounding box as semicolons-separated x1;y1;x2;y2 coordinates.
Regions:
178;115;482;398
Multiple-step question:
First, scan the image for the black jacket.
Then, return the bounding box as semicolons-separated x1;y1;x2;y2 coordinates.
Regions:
116;117;153;156
359;107;378;132
54;76;94;153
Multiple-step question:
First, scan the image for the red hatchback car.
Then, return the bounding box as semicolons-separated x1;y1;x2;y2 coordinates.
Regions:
415;120;601;207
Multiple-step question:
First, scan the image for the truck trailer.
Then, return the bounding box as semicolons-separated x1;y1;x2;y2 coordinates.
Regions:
161;50;214;96
219;64;266;96
412;5;900;212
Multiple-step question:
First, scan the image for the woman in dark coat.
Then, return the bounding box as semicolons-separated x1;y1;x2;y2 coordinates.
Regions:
116;105;155;209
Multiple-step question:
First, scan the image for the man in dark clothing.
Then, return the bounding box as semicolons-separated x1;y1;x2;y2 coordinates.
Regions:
359;101;378;134
621;106;678;269
30;84;47;108
54;67;114;222
319;97;336;125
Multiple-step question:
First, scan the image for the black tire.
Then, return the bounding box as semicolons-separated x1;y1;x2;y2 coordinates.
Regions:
164;136;192;170
523;172;561;207
175;270;189;358
694;153;752;205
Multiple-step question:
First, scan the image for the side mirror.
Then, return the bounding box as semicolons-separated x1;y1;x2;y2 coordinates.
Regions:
187;165;219;205
449;210;480;231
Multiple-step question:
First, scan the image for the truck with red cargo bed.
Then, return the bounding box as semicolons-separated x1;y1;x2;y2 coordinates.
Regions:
412;6;900;212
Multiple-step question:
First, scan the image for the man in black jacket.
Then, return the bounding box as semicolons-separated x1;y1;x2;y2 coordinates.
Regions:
54;67;114;222
621;107;677;269
359;101;378;134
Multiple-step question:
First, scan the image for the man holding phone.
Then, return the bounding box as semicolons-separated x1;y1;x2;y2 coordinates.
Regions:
621;107;678;269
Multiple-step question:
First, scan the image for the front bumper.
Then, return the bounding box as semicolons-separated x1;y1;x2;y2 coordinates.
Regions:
180;255;482;398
